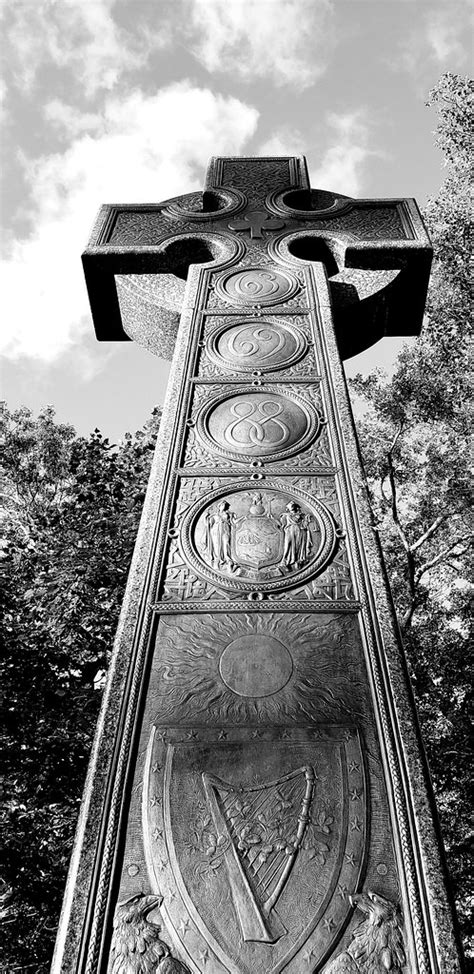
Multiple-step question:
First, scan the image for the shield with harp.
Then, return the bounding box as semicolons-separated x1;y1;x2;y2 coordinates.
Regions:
202;765;315;942
144;726;367;974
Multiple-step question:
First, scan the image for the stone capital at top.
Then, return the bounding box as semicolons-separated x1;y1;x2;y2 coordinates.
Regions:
82;154;432;359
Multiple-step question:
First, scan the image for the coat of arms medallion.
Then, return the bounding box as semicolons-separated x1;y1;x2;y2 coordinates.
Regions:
180;482;338;594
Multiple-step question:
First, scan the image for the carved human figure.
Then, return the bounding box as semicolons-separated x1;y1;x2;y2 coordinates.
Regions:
205;501;235;570
279;501;313;569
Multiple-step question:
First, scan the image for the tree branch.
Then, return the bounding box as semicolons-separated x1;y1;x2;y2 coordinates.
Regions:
416;538;472;582
411;514;448;552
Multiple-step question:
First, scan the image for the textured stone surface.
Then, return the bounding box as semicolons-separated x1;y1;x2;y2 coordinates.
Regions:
53;158;461;974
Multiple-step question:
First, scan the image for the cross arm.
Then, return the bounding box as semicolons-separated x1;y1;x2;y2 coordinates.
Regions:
268;191;433;358
82;193;237;343
82;202;201;342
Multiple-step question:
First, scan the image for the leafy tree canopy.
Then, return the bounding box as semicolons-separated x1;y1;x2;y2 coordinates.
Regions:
349;72;473;959
0;404;160;972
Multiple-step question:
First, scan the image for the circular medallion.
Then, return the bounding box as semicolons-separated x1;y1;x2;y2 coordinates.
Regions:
206;318;307;374
216;267;299;306
197;388;319;463
181;481;337;594
219;634;293;697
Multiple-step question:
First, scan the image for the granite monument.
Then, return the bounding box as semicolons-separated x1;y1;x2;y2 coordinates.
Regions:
53;157;462;973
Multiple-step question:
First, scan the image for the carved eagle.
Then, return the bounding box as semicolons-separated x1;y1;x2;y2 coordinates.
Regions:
110;893;189;974
324;891;406;974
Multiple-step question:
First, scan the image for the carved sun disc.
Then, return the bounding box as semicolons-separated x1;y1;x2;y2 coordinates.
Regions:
219;634;293;697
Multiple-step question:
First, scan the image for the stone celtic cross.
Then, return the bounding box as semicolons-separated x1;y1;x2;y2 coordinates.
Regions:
54;157;461;973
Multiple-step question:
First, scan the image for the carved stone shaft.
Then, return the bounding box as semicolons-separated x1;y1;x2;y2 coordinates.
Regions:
53;157;461;974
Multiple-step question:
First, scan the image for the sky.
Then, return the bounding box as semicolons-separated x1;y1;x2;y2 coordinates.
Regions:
1;0;472;441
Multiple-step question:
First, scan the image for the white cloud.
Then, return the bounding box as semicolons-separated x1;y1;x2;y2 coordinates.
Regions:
257;127;307;157
425;8;468;64
260;111;378;197
398;3;472;78
0;83;258;363
185;0;335;88
311;111;379;197
2;0;162;97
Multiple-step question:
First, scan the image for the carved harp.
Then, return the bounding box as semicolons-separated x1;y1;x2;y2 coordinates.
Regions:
202;766;315;943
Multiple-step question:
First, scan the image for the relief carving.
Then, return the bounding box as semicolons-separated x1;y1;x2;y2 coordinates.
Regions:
266;191;406;241
161;540;221;602
324;891;405;974
180;484;337;593
227;209;285;239
217;158;298;203
215;266;300;306
200;764;316;942
107;211;182;246
213;320;297;370
194;386;321;464
151;613;365;724
160;479;353;602
110;893;190;973
144;724;367;974
202;315;312;375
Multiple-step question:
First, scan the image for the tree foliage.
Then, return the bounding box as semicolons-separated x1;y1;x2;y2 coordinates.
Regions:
349;73;473;959
0;405;160;973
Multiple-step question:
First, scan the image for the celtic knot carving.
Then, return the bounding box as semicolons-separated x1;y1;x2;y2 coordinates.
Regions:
205;317;308;374
194;386;321;464
215;267;300;306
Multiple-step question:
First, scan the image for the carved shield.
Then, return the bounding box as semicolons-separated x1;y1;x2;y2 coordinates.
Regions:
143;725;367;974
233;514;283;569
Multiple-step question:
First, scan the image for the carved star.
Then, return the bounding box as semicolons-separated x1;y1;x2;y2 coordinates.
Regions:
156;731;167;743
280;729;291;740
337;883;348;899
343;729;352;742
348;762;360;774
350;816;362;832
156;857;167;871
199;948;210;965
166;889;177;903
350;788;362;801
152;828;163;841
218;730;228;740
303;946;315;963
186;730;198;740
323;916;335;932
150;795;162;807
252;729;263;739
345;852;356;866
179;918;191;937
